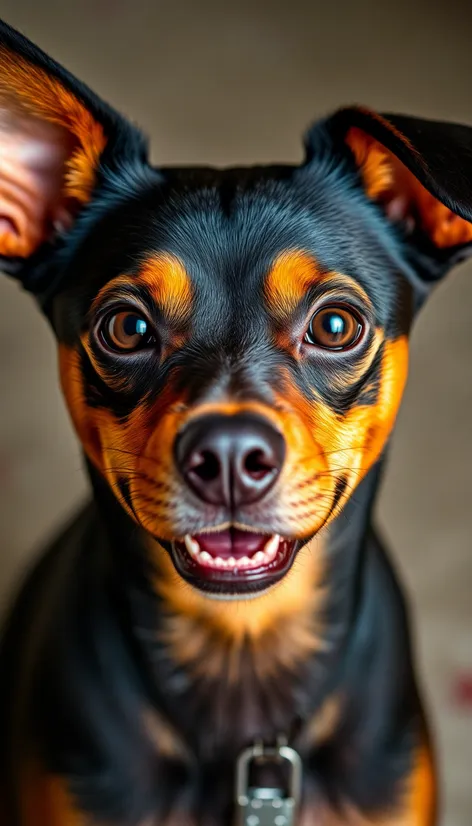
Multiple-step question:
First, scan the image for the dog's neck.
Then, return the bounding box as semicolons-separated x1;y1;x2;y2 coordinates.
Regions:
86;458;385;759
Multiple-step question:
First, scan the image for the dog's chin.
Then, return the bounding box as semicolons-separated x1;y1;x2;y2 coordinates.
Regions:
170;528;300;597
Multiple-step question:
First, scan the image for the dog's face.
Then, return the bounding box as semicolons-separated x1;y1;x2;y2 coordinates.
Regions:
2;22;472;597
54;164;414;599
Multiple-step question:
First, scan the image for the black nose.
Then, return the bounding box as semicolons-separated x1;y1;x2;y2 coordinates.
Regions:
175;413;286;507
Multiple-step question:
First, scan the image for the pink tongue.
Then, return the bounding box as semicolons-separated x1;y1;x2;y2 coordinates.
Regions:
194;529;268;559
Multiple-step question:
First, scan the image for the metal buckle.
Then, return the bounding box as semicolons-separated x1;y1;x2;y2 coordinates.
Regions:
234;739;302;826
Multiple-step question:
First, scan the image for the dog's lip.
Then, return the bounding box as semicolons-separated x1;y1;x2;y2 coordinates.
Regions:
171;528;298;595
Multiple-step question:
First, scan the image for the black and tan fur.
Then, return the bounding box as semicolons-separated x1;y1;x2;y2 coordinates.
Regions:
1;18;472;826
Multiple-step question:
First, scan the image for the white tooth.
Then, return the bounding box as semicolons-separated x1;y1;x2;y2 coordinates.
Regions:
215;557;228;567
184;535;200;556
253;551;266;564
199;551;213;564
263;535;280;560
227;557;237;566
239;556;252;567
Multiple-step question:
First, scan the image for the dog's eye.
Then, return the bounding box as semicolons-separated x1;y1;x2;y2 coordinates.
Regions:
100;311;156;353
305;306;363;350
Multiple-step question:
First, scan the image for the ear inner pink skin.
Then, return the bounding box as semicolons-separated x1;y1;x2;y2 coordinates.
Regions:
0;109;74;258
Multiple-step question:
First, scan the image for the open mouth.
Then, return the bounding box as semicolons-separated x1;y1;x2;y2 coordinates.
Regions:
172;528;298;595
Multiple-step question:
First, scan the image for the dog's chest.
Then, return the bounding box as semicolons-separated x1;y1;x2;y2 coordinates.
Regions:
137;653;343;826
145;621;325;763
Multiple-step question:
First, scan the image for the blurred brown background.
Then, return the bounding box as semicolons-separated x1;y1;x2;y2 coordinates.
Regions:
0;1;471;823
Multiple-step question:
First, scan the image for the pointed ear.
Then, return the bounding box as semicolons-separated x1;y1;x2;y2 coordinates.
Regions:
307;106;472;282
0;20;147;278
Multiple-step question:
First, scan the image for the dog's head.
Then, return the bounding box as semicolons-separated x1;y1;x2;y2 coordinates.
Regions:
2;21;472;598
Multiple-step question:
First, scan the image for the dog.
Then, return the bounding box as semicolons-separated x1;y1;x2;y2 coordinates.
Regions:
1;17;472;826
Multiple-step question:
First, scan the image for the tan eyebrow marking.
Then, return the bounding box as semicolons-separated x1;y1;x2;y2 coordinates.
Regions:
91;253;193;324
265;250;322;319
265;249;373;323
138;253;193;323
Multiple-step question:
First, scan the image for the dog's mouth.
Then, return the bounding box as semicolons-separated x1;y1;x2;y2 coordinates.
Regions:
171;528;298;596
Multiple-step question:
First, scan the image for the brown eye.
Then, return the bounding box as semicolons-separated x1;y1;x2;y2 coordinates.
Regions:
100;311;156;353
305;306;363;350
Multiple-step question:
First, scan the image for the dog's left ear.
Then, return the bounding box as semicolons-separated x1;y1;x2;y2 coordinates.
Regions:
306;106;472;283
0;20;148;297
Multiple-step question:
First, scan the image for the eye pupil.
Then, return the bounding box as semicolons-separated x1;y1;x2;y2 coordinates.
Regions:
306;306;363;351
323;313;345;337
101;311;155;353
123;315;147;337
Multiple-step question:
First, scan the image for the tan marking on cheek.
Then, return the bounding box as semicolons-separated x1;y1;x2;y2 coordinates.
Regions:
357;334;409;470
306;337;408;521
330;336;406;459
129;398;192;537
268;374;336;533
58;345;102;467
58;343;155;521
80;328;137;395
327;326;384;395
272;336;408;535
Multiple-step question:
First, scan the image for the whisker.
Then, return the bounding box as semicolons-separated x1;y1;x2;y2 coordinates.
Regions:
133;491;168;509
140;470;173;490
102;466;149;476
104;467;174;491
106;447;142;458
107;447;167;469
317;465;357;473
321;445;367;456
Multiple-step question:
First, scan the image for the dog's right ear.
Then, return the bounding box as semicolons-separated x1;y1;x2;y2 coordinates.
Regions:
0;20;149;295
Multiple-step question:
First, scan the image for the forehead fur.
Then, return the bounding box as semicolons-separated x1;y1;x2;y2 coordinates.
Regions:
54;156;412;340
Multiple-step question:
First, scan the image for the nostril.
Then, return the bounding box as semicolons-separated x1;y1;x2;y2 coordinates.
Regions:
243;448;276;481
176;413;285;506
188;450;220;482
